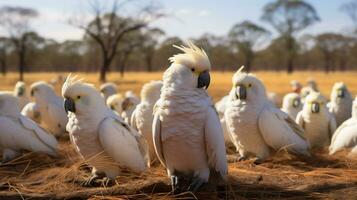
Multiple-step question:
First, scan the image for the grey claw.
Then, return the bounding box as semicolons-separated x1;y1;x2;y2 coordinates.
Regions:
101;177;114;187
170;175;179;193
82;175;99;187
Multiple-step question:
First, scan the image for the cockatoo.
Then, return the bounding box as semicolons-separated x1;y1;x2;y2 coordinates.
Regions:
21;102;41;124
290;80;302;93
281;93;302;120
121;95;140;125
328;82;353;127
100;82;118;101
14;81;30;109
300;86;314;104
329;96;357;155
307;79;319;92
267;92;281;107
153;42;227;192
30;81;68;136
63;75;148;186
296;92;336;149
215;95;233;145
224;67;310;162
131;80;163;163
106;94;124;115
0;92;58;163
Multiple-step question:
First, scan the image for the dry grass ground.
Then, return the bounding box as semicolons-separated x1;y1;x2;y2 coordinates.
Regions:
0;71;357;200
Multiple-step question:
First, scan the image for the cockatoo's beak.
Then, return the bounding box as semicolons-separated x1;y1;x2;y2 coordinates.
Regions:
64;98;76;113
197;70;210;89
235;85;247;100
337;89;345;98
311;102;320;113
293;99;300;108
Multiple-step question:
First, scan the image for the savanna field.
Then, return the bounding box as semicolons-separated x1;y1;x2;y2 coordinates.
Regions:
0;71;357;200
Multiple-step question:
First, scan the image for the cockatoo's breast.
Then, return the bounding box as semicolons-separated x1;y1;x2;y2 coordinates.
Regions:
302;111;331;148
330;99;352;125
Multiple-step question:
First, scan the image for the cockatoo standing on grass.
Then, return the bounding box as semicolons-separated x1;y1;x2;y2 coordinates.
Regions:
153;42;227;193
63;75;148;186
21;102;41;124
100;82;118;102
328;82;352;127
296;92;336;149
224;67;310;163
281;93;302;120
14;81;29;109
329;96;357;155
0;92;58;163
30;81;68;136
131;80;163;163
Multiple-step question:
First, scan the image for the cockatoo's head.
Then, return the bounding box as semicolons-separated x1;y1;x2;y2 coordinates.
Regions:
100;82;118;101
0;92;21;116
307;79;318;91
282;93;302;110
14;81;26;97
30;81;56;101
330;82;350;101
304;92;327;114
164;42;211;90
62;74;106;115
106;94;124;113
140;80;163;102
231;66;267;103
290;80;302;93
122;96;139;112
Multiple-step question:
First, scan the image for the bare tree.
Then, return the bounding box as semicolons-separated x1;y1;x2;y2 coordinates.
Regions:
139;28;165;72
0;37;11;76
341;0;357;33
261;0;320;73
71;0;162;82
229;20;270;72
0;6;38;80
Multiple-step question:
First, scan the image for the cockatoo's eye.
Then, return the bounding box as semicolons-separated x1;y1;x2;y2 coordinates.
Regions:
77;96;81;99
110;105;115;110
191;68;195;72
248;83;252;88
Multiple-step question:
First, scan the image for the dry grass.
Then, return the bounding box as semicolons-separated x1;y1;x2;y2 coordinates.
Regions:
1;71;357;200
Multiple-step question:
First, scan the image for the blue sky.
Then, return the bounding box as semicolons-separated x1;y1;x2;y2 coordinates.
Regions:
0;0;353;42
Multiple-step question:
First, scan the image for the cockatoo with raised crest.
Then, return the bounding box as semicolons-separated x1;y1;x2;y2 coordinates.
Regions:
296;92;336;149
224;67;310;163
0;92;58;163
30;81;68;136
131;80;163;163
153;42;227;193
63;75;148;186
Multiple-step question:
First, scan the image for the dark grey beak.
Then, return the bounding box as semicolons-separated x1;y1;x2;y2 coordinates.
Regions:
293;99;300;108
197;70;210;89
235;85;247;100
311;102;320;113
64;98;76;114
337;89;345;98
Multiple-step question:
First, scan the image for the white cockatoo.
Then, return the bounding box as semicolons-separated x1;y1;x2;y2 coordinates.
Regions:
14;81;30;109
224;67;310;162
21;102;41;124
296;92;336;149
267;92;281;107
290;80;302;93
0;92;58;163
62;75;148;186
121;95;140;125
106;94;124;115
329;96;357;155
30;81;68;136
100;82;118;102
131;80;163;163
328;82;353;127
153;42;227;192
307;79;319;92
215;95;233;145
300;86;315;104
281;93;303;120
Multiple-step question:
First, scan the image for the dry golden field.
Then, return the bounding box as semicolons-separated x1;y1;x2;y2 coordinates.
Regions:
0;71;357;200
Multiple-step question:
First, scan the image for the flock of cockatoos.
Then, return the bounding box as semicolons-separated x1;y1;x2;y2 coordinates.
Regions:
0;42;356;193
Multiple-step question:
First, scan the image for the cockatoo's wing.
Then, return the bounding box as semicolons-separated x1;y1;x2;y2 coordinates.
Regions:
130;108;138;131
21;102;41;123
329;118;357;155
152;112;166;167
98;116;147;172
47;102;67;130
204;106;228;179
328;114;337;139
0;115;58;156
258;105;310;156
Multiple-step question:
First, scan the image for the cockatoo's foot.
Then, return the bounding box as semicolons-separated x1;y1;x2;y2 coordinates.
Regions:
170;175;179;193
188;177;206;192
82;175;100;187
237;156;248;162
101;177;114;187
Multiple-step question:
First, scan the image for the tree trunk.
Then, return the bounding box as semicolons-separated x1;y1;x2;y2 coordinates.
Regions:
324;55;330;73
146;55;153;72
244;52;253;73
18;49;25;81
99;50;110;82
0;52;6;76
286;36;295;74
